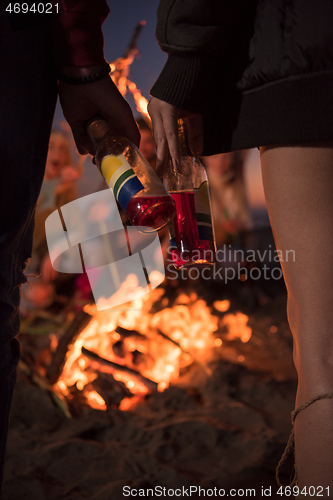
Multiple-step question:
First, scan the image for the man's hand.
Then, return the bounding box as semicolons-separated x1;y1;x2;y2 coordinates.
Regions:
148;97;204;177
59;74;140;155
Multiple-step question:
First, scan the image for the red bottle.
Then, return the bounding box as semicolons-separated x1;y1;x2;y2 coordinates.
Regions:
164;120;216;269
87;118;175;232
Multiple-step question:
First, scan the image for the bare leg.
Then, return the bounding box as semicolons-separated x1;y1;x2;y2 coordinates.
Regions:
260;142;333;494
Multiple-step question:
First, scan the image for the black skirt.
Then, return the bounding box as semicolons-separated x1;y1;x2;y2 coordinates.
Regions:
203;70;333;155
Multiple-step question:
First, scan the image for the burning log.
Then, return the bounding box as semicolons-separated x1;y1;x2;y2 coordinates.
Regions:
115;326;147;339
116;325;211;376
91;373;133;408
155;327;191;355
114;326;154;367
131;349;154;371
122;20;146;59
116;325;189;355
46;310;92;384
155;328;212;376
112;340;127;358
81;347;158;391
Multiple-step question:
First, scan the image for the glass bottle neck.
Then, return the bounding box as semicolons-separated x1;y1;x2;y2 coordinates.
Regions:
178;119;194;157
86;118;110;149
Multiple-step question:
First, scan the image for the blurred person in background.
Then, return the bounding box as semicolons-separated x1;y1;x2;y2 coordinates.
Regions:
203;151;253;247
21;129;80;312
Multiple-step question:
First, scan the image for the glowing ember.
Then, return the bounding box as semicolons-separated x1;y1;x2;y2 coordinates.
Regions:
49;333;58;353
213;300;230;312
119;395;142;411
220;312;252;343
86;390;107;411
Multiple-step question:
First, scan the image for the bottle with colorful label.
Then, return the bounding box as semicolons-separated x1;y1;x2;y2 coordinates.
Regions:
164;119;216;269
86;118;175;232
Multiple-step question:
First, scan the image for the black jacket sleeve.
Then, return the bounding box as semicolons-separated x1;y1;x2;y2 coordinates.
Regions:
150;0;257;114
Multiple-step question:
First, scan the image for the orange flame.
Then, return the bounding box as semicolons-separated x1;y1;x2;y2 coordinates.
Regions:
53;278;252;411
53;284;239;410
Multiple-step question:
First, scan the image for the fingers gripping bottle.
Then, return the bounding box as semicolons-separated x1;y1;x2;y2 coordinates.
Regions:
164;119;216;269
86;117;175;232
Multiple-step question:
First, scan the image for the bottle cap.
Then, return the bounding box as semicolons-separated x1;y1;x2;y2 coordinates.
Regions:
86;117;110;143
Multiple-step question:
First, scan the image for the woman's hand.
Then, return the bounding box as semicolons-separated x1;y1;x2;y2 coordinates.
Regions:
148;97;204;177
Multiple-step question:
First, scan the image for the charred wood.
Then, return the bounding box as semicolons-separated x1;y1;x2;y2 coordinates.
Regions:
115;326;147;339
91;373;133;408
46;310;92;383
81;347;158;391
